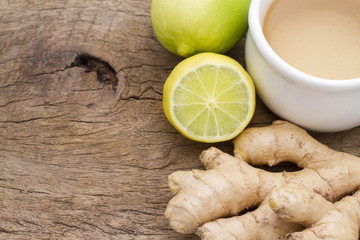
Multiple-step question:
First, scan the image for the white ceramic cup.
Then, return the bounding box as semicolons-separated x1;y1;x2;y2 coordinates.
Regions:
245;0;360;132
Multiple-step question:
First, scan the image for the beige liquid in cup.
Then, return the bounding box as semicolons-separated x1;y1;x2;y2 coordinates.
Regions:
263;0;360;80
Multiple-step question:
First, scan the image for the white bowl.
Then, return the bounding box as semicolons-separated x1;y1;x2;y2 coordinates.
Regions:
245;0;360;132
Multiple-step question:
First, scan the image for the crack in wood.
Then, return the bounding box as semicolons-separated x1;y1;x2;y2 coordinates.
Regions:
68;54;118;92
0;227;19;235
53;221;82;230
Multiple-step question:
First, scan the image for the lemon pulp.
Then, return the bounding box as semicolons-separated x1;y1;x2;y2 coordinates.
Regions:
163;53;256;143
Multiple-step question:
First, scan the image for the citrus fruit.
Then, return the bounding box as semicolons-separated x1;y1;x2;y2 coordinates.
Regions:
163;53;256;143
151;0;251;58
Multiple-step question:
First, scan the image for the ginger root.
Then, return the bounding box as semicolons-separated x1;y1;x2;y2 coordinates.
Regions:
165;121;360;239
269;183;360;240
165;147;285;234
196;195;303;240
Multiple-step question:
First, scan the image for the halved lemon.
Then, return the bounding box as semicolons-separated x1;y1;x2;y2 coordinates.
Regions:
163;52;256;143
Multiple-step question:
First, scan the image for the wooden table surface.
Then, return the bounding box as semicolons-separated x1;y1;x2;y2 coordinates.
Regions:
1;1;359;239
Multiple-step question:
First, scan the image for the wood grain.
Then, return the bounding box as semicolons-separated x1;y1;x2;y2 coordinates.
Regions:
0;0;359;239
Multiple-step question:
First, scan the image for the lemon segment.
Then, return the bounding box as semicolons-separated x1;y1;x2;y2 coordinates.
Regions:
163;53;256;143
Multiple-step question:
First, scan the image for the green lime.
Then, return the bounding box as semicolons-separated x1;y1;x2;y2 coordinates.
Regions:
151;0;251;58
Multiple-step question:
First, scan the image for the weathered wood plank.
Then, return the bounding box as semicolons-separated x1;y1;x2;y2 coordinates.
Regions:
0;0;359;239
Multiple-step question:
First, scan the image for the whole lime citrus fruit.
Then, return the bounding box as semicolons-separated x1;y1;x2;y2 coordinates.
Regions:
151;0;251;58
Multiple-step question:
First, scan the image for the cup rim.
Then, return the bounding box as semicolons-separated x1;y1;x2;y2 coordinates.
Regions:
248;0;360;91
